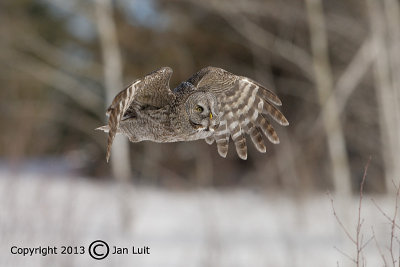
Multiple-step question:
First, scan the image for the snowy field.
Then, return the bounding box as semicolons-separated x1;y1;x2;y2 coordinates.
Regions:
0;171;398;267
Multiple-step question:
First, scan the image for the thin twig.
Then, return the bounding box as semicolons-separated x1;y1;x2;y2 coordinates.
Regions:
329;157;371;266
355;157;371;266
371;198;400;230
360;235;374;251
390;180;400;266
372;226;388;266
328;191;356;244
334;246;357;264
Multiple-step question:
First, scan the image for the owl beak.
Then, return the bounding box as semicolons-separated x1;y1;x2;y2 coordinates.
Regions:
209;113;215;132
209;112;220;132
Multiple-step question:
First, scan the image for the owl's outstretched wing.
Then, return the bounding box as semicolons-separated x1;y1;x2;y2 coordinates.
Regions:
97;67;175;162
187;67;288;160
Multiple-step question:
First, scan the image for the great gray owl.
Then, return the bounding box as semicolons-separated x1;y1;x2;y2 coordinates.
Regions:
96;67;289;162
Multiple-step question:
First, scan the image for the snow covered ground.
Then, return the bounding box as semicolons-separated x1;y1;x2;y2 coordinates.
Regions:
0;171;398;267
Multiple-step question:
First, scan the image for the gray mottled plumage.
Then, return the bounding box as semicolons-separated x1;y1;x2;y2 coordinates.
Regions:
96;66;289;162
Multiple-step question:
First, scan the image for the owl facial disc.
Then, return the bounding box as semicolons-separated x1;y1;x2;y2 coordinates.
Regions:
185;91;219;133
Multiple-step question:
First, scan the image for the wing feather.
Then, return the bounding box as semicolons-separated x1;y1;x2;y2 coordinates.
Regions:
256;114;280;144
189;67;288;159
245;122;266;153
100;67;175;162
205;136;215;145
215;119;229;158
233;133;247;160
261;100;289;126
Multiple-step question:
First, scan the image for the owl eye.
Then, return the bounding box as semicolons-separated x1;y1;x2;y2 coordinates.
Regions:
195;105;204;113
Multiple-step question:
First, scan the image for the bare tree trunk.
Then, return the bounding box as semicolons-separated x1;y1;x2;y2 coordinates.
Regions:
305;0;352;196
384;0;400;192
367;0;400;193
94;0;132;182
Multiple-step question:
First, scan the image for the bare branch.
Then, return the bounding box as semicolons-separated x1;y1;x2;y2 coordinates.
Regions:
372;227;388;267
224;15;314;80
334;246;357;263
372;199;400;230
329;158;371;267
354;157;371;266
305;0;351;196
389;180;400;266
360;235;373;251
334;38;375;114
180;0;314;80
16;33;103;83
0;48;103;115
328;191;356;244
366;0;400;194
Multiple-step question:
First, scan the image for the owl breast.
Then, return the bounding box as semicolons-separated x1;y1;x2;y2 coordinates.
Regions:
118;107;213;143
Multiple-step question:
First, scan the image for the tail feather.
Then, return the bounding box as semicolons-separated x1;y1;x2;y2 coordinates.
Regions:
95;125;110;133
95;125;113;162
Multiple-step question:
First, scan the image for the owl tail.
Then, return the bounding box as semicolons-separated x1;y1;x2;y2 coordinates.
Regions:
95;125;110;133
99;83;135;162
95;125;113;162
96;125;122;162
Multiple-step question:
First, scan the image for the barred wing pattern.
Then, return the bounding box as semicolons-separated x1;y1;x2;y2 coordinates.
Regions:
191;67;289;160
100;67;174;162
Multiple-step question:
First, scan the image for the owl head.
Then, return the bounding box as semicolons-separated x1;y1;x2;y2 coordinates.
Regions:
185;91;220;132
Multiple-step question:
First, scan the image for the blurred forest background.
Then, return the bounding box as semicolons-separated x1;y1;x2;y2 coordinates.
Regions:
1;0;399;196
2;1;400;266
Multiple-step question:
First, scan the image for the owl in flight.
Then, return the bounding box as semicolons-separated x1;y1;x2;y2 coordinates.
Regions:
97;67;289;162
